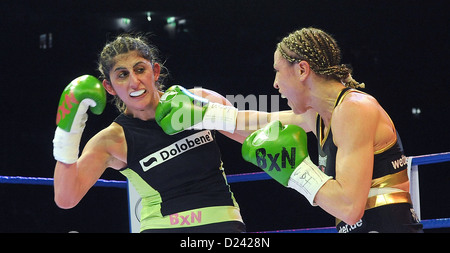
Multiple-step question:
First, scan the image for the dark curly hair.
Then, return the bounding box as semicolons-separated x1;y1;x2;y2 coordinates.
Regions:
98;33;169;112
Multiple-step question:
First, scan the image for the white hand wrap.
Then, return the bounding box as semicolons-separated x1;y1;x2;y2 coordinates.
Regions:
287;156;332;206
52;101;91;164
53;127;83;164
190;102;238;133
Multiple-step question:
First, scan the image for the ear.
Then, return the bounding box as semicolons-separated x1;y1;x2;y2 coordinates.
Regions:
102;79;116;95
152;62;161;81
297;60;311;81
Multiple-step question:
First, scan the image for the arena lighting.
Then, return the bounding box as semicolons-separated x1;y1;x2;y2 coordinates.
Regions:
412;107;421;115
39;33;52;49
116;17;131;30
164;16;177;38
121;18;131;25
166;16;176;24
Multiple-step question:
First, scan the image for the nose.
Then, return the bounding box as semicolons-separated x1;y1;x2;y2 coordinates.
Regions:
273;78;279;89
129;72;140;89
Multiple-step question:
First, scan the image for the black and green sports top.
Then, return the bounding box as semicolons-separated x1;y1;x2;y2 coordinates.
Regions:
114;113;243;232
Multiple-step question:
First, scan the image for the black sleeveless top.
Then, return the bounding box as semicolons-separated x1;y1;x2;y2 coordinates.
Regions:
316;88;408;181
114;113;238;216
315;88;422;233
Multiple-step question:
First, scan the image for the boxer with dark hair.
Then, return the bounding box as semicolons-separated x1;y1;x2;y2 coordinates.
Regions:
53;34;246;233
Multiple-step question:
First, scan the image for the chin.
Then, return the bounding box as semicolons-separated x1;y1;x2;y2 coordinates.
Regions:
292;106;308;115
287;100;306;114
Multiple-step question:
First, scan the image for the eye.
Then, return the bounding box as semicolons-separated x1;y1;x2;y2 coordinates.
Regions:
136;67;145;73
118;71;129;78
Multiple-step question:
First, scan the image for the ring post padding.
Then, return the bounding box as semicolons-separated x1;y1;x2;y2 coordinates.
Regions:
407;151;450;221
407;157;421;220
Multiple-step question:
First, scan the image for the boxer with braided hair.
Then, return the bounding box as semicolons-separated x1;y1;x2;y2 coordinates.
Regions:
241;27;423;232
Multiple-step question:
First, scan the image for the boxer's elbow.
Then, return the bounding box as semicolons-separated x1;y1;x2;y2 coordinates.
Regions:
340;202;365;225
54;190;81;209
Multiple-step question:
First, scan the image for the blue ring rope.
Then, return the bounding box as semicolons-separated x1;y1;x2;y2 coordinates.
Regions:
257;217;450;233
0;171;272;187
0;173;270;187
0;176;127;188
410;152;450;166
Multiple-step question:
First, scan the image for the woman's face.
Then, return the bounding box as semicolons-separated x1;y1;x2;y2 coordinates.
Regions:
273;50;310;114
104;50;161;113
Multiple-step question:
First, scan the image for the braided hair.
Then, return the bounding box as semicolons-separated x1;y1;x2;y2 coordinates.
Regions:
277;27;364;89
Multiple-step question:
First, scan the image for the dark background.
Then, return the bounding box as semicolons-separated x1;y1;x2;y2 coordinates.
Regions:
0;0;448;233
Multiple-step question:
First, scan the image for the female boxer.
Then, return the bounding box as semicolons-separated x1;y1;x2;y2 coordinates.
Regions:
242;27;423;233
52;34;246;233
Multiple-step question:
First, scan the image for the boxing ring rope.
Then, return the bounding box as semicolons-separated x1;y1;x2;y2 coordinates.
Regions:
0;176;127;188
1;151;449;232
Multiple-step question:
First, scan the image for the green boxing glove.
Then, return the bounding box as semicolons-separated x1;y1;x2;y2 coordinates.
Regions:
155;85;238;135
242;120;332;205
53;75;106;164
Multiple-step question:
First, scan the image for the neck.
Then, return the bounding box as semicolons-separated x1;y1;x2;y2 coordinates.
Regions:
309;79;346;127
126;108;156;121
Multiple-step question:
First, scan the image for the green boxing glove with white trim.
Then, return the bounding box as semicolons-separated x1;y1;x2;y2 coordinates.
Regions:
242;120;332;205
53;75;106;164
155;85;238;135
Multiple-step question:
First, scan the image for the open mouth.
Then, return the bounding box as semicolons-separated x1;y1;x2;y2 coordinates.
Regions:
130;89;146;97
